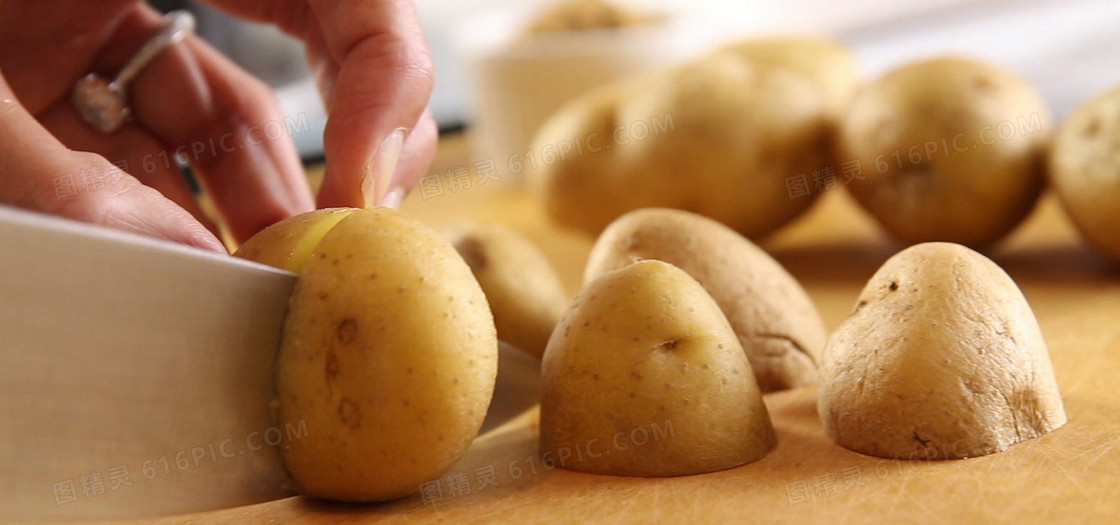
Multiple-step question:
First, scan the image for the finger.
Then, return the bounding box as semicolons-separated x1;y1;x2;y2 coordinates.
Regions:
0;72;225;252
248;0;434;208
138;32;315;242
390;108;438;195
99;5;314;243
0;0;136;114
188;0;434;206
313;0;435;208
36;101;220;236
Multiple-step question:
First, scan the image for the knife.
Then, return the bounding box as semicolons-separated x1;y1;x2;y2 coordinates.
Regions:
0;205;297;521
0;205;542;522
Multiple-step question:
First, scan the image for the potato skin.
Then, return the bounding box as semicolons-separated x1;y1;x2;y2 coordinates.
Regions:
712;36;860;121
585;208;825;392
444;223;568;358
525;0;654;33
838;57;1051;248
533;52;830;239
242;208;498;501
1049;85;1120;261
818;242;1066;460
541;260;776;476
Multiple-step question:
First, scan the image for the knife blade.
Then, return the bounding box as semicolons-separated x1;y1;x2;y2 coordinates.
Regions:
0;205;297;521
0;205;544;522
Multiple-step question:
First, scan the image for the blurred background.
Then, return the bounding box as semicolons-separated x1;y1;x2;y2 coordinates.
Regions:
155;0;1120;163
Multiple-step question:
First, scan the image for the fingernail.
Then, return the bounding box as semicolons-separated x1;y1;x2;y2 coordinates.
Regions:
361;127;407;208
190;231;228;254
379;185;405;209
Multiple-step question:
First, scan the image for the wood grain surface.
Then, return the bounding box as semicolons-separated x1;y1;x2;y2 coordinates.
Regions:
132;133;1120;524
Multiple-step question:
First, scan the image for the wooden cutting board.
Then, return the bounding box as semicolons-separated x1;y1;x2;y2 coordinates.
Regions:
120;135;1119;524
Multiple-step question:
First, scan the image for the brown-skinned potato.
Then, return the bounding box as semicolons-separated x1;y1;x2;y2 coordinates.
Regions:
585;208;826;393
837;57;1052;248
443;223;568;358
541;260;776;476
1049;85;1120;261
712;35;860;121
532;50;832;239
818;242;1066;460
236;207;498;501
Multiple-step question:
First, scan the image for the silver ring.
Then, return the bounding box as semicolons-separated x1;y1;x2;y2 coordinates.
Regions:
72;10;196;133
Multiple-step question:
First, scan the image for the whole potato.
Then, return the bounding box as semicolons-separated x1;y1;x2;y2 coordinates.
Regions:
838;57;1052;248
712;35;860;120
541;260;776;476
236;208;498;501
533;51;831;239
1049;85;1120;261
585;208;826;392
443;223;569;358
818;242;1066;460
524;0;655;33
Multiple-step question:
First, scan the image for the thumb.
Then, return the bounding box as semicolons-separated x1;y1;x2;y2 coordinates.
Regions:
0;73;225;253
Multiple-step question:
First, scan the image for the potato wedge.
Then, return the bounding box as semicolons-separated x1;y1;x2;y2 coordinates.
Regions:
541;260;776;476
818;242;1066;459
586;208;826;392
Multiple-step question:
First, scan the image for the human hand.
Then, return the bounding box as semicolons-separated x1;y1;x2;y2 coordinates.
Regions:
209;0;438;210
0;0;436;251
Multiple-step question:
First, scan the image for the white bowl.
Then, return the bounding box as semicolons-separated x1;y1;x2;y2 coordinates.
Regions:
453;4;702;184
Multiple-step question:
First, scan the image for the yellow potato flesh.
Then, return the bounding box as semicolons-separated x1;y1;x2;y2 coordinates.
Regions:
284;209;354;273
234;208;354;271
